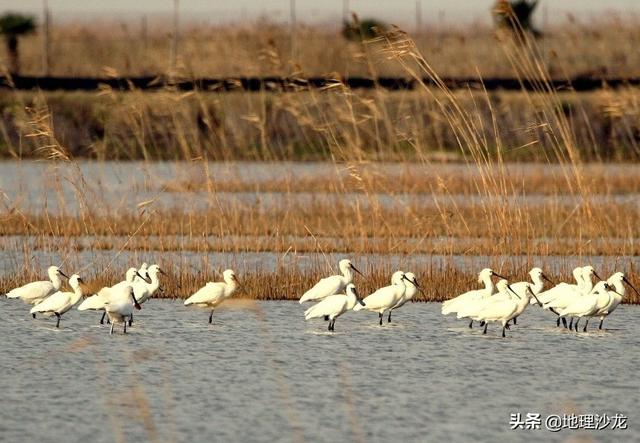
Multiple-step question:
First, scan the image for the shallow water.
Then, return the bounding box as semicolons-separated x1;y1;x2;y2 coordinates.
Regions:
1;298;636;442
1;161;638;214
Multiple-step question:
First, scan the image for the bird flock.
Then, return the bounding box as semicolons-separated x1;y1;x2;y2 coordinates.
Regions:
3;260;637;337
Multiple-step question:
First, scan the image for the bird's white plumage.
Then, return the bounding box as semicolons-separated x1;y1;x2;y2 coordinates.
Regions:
6;266;65;305
442;268;497;315
77;267;139;311
184;269;238;308
31;274;84;318
304;284;361;321
299;259;361;304
353;271;407;315
133;264;162;304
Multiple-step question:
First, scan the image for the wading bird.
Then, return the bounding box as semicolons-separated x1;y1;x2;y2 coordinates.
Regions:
387;272;421;323
456;278;511;323
105;286;142;334
6;266;69;316
299;259;364;304
353;271;410;325
78;267;148;325
184;269;239;324
475;285;543;337
441;268;508;328
558;281;614;332
593;272;640;330
304;283;364;331
30;274;84;328
534;266;584;307
543;266;601;328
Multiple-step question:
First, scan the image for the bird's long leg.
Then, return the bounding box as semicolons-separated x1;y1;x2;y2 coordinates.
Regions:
502;326;506;338
100;311;106;325
583;319;589;333
327;320;332;331
32;313;36;319
574;318;580;332
128;313;133;327
599;317;604;330
388;310;392;323
55;313;61;328
556;317;560;327
209;309;214;324
569;318;574;330
332;320;336;331
468;320;473;329
561;317;567;328
379;313;383;326
505;322;511;330
123;320;127;334
513;316;517;325
483;322;488;335
109;323;114;335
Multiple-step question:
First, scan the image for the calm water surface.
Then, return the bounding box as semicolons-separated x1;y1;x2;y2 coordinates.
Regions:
0;298;636;442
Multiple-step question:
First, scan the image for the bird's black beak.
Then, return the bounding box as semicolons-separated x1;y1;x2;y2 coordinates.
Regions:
593;271;603;281
531;290;543;307
506;284;521;299
493;272;509;280
136;271;152;284
350;264;364;277
132;293;141;310
59;270;70;279
623;276;640;297
413;278;425;294
542;273;553;284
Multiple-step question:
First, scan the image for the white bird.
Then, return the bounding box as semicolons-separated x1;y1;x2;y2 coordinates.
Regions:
353;271;410;325
184;269;239;324
299;259;364;304
78;267;147;325
304;283;364;331
534;266;584;306
387;272;422;323
132;264;163;305
30;274;84;328
105;286;142;334
441;268;507;328
510;267;551;299
456;278;511;321
475;285;543;337
593;272;640;330
558;281;613;332
6;266;69;316
543;266;601;328
504;267;551;325
134;262;149;283
125;264;164;326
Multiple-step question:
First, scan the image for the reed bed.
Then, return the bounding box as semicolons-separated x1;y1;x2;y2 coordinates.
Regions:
12;18;640;79
2;88;640;161
2;199;638;246
161;163;640;196
1;18;639;305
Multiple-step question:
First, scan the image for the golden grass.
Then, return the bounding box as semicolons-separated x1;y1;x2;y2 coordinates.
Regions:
3;88;640;161
2;198;638;244
12;18;640;79
1;20;639;304
161;162;640;196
